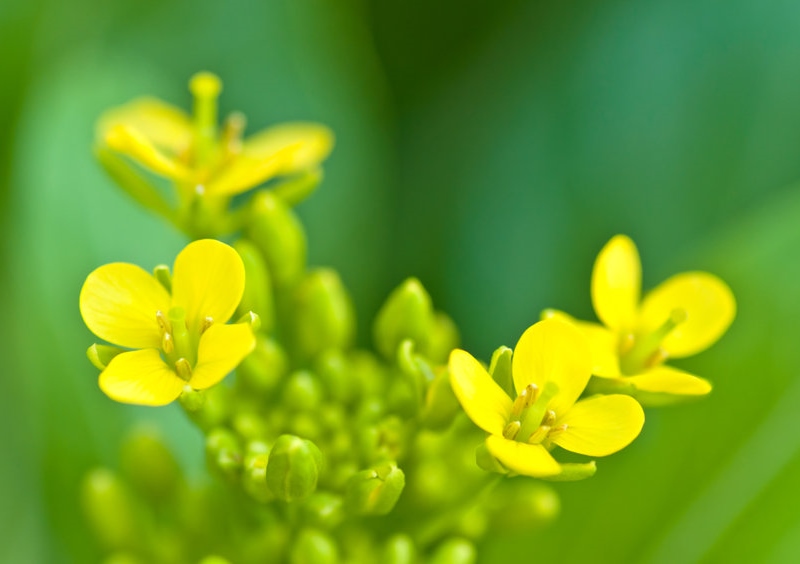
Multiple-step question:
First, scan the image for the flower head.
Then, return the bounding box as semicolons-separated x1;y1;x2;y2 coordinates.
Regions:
80;239;256;406
449;319;644;478
545;234;736;404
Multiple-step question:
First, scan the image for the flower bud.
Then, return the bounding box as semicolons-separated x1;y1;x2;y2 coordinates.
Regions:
246;192;306;288
488;346;514;397
237;335;289;395
429;538;476;564
206;428;243;482
421;370;461;431
267;435;324;502
345;463;405;516
81;468;142;551
487;481;560;533
119;427;180;501
181;384;233;431
382;534;417;564
475;443;508;474
290;269;355;360
242;444;273;503
290;528;340;564
87;343;124;370
282;370;324;412
373;278;434;360
234;239;275;331
198;557;232;564
272;168;323;206
315;349;358;405
301;492;345;530
427;312;460;364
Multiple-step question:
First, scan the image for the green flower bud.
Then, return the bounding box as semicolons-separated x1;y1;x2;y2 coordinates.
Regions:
246;191;306;288
475;443;508;474
181;384;233;431
282;370;324;411
242;448;273;503
271;168;323;206
205;428;243;482
198;557;232;564
291;269;355;360
232;411;268;441
234;239;275;332
301;492;345;530
428;538;476;564
316;349;358;405
487;480;560;533
81;468;142;551
267;435;324;502
290;529;340;564
421;370;461;431
382;535;417;564
119;426;180;501
428;312;460;364
488;346;514;397
87;343;124;370
102;553;144;564
237;335;289;395
345;463;405;515
373;278;434;360
288;412;323;441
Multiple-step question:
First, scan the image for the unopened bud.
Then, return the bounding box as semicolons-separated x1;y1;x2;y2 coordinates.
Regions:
345;463;405;516
87;344;124;370
234;239;275;331
383;534;417;564
205;428;243;482
246;192;306;288
302;492;345;530
487;481;560;533
315;349;358;405
266;435;324;502
428;538;476;564
290;528;340;564
421;370;461;431
119;427;180;501
282;371;324;412
198;557;231;564
373;278;434;361
181;384;232;431
242;446;273;503
237;335;288;394
291;269;355;360
475;443;508;474
427;312;460;365
82;468;141;551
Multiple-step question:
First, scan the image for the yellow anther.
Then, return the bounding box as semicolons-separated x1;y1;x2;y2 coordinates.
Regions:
221;112;246;155
503;421;521;440
200;316;214;333
541;410;557;427
548;424;568;438
175;358;193;382
646;347;669;369
618;332;635;355
156;310;171;333
524;383;539;408
527;425;551;445
162;332;175;354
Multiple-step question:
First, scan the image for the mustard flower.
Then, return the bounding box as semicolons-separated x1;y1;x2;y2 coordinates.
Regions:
545;235;736;404
79;239;256;406
449;319;644;478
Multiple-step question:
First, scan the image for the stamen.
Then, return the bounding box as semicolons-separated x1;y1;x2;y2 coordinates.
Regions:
548;424;568;438
503;421;521;440
541;410;556;427
156;310;171;333
527;425;551;445
200;316;214;334
512;384;539;417
221;112;246;156
175;358;193;382
618;332;635;355
162;332;175;354
620;308;688;375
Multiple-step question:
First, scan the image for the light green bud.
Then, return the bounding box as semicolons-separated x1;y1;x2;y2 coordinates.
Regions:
288;413;323;441
246;191;306;288
271;168;323;206
475;443;508;474
237;335;289;395
487;480;560;533
232;411;268;441
282;370;324;411
120;427;180;501
267;435;324;502
291;269;355;360
316;350;358;405
198;557;232;564
181;384;233;431
488;346;514;397
234;239;275;331
102;553;144;564
428;538;476;564
345;462;405;515
242;442;273;503
205;428;243;482
301;492;345;529
81;468;141;551
427;312;460;364
290;529;340;564
421;370;461;431
382;534;417;564
87;343;124;370
373;278;434;361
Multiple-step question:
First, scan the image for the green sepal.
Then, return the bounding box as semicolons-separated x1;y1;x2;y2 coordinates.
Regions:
271;168;323;206
541;461;597;482
428;538;476;564
266;435;324;502
290;528;340;564
180;384;232;431
373;278;434;361
488;346;514;397
236;311;261;332
344;462;406;516
152;264;172;293
87;344;124;370
475;443;509;474
233;239;275;331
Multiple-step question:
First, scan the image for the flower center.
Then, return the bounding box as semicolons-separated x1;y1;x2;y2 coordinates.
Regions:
618;308;687;375
156;307;214;380
502;382;567;447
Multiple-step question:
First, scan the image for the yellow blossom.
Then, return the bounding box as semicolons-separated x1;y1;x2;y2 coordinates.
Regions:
448;319;644;478
79;239;256;406
545;234;736;404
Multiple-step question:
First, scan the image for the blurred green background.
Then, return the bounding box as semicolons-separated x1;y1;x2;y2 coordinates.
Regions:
3;0;800;561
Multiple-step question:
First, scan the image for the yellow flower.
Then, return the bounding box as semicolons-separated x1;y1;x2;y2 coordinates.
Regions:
545;234;736;404
97;72;333;201
448;319;644;478
79;239;256;406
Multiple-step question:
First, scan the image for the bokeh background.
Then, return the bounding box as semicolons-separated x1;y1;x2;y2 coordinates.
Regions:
3;0;800;562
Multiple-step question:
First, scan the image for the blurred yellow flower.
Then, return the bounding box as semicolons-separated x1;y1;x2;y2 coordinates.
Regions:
448;319;644;478
97;71;333;198
545;234;736;404
79;239;256;406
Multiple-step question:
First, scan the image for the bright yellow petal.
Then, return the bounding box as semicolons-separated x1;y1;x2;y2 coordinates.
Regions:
511;319;592;416
639;272;735;358
103;124;190;180
552;394;644;456
591;235;641;332
543;310;621;378
171;239;246;332
99;350;185;406
205;152;284;196
448;349;512;435
190;323;256;389
97;97;192;156
626;365;712;396
485;435;561;477
80;263;170;349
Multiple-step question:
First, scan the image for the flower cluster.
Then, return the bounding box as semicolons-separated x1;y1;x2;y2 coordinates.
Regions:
78;74;736;563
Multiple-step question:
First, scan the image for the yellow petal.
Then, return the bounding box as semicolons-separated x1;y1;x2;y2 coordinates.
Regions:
552;394;644;456
80;263;170;349
97;97;192;156
591;235;641;332
543;310;621;378
171;239;246;332
511;319;592;416
626;365;712;396
205;152;284;196
485;435;561;477
103;124;189;180
638;272;736;358
99;350;185;406
448;349;512;435
190;323;256;389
